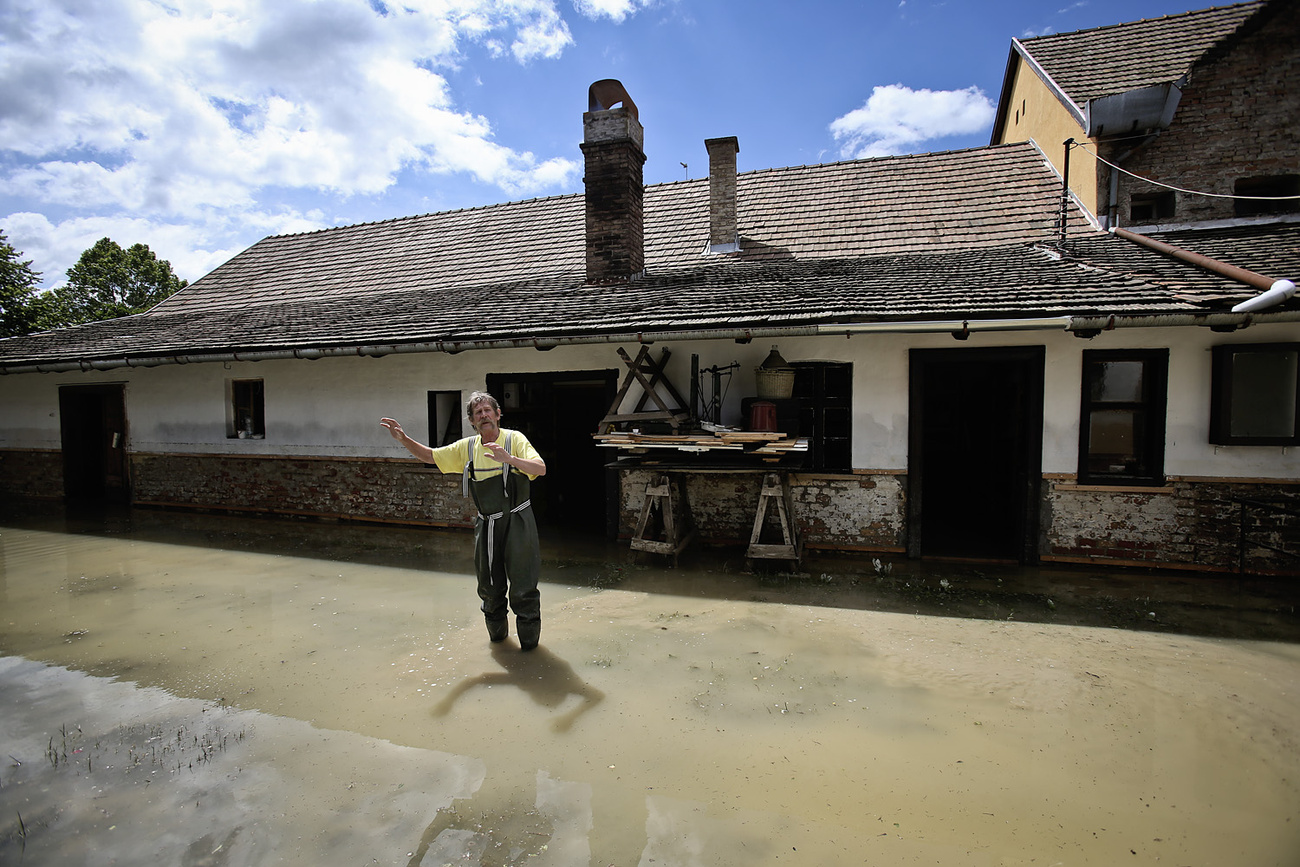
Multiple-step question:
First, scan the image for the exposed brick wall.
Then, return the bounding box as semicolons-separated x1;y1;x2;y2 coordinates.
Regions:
0;449;63;499
1045;478;1299;574
9;447;1292;575
615;468;907;552
706;136;740;247
581;105;645;283
130;453;476;527
1103;3;1300;223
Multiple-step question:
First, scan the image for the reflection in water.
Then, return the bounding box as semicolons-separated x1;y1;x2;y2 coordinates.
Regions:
434;644;605;732
1;504;1299;866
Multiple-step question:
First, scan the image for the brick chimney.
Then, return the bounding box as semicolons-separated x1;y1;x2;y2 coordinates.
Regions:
582;80;646;284
705;136;740;253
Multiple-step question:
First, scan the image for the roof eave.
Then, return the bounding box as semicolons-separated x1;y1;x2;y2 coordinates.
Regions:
1009;38;1088;133
7;309;1300;376
989;44;1023;145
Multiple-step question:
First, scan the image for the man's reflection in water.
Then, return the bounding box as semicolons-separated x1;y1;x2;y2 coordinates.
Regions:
432;643;605;733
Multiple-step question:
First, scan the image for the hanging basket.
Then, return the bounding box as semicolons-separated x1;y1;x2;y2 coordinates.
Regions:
755;367;794;399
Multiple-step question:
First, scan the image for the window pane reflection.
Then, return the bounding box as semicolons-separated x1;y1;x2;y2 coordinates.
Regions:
1087;409;1140;474
1230;350;1298;438
1091;361;1144;403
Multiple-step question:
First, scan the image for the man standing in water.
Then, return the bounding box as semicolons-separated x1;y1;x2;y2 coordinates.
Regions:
380;392;547;650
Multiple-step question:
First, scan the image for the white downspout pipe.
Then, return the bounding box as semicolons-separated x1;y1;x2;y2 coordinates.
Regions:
1232;279;1297;313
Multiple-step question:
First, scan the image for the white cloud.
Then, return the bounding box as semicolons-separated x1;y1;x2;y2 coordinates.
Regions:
1;209;265;289
830;84;996;159
1;0;581;207
572;0;657;24
0;0;594;284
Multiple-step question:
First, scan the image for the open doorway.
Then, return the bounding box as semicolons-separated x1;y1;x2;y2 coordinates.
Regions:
59;384;130;504
486;370;618;536
908;347;1044;563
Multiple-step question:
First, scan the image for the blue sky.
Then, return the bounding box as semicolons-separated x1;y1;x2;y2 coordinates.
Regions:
1;0;1208;288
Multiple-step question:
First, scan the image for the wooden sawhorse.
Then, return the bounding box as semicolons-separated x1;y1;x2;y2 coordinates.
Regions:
746;472;801;565
629;473;695;565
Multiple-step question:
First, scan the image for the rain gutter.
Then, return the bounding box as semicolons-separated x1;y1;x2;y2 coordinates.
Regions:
7;310;1300;376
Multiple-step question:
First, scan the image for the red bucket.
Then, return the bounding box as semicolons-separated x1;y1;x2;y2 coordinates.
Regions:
749;401;777;432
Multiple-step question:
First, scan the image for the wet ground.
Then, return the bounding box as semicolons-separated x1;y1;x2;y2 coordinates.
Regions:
1;502;1298;866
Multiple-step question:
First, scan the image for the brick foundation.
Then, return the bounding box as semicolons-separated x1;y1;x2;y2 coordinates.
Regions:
0;448;63;500
5;447;1293;574
130;453;476;527
1045;478;1299;575
615;468;906;552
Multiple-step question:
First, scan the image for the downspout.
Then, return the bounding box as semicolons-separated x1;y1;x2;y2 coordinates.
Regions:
1106;135;1164;229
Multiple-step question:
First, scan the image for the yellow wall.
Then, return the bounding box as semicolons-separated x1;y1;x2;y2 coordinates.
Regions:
996;58;1099;218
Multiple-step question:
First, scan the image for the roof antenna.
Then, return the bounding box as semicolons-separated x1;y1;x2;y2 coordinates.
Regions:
1060;138;1074;245
680;161;688;179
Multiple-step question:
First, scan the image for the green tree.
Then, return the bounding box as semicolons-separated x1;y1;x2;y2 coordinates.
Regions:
0;230;46;338
41;237;188;328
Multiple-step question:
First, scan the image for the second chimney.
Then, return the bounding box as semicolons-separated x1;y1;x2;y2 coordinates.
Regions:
582;80;646;284
706;136;740;253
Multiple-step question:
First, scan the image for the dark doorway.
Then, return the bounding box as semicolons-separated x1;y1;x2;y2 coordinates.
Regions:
486;370;618;535
59;384;130;503
908;347;1044;563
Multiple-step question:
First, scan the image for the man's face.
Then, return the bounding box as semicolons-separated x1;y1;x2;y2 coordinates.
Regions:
469;400;502;437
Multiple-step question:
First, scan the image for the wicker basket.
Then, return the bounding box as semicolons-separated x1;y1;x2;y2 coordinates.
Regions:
755;367;795;399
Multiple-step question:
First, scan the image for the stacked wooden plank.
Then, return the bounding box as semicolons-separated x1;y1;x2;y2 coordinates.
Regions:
594;428;808;458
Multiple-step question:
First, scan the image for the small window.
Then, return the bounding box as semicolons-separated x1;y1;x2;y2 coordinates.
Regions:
1078;350;1168;485
793;362;852;472
1129;191;1175;222
1234;175;1300;217
1210;344;1300;445
229;379;265;439
428;390;463;447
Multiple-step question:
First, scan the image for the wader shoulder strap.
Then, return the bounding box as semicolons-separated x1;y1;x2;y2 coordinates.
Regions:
461;432;513;499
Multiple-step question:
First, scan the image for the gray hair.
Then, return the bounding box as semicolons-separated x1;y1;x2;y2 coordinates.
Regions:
465;391;500;418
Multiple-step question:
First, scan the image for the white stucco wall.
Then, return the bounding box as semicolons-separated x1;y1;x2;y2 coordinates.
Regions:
2;323;1297;481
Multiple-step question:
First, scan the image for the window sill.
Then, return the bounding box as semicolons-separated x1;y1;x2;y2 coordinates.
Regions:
1054;482;1173;494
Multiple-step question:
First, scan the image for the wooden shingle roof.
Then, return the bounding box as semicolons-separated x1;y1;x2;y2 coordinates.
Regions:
1017;0;1263;110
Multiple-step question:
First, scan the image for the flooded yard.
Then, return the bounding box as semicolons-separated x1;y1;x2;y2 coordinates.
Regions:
2;504;1298;866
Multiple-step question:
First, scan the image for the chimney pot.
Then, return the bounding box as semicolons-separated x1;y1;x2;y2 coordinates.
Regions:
583;80;646;283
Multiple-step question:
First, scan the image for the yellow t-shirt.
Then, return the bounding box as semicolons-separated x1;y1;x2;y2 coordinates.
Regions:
429;429;542;480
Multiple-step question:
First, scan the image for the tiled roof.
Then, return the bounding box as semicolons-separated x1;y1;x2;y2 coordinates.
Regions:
157;142;1087;317
1018;1;1263;109
1062;220;1300;304
2;142;1297;371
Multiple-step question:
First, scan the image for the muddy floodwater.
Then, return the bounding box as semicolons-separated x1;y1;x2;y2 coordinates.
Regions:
1;505;1298;866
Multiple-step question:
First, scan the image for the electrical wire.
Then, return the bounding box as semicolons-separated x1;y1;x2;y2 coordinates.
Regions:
1070;139;1300;200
